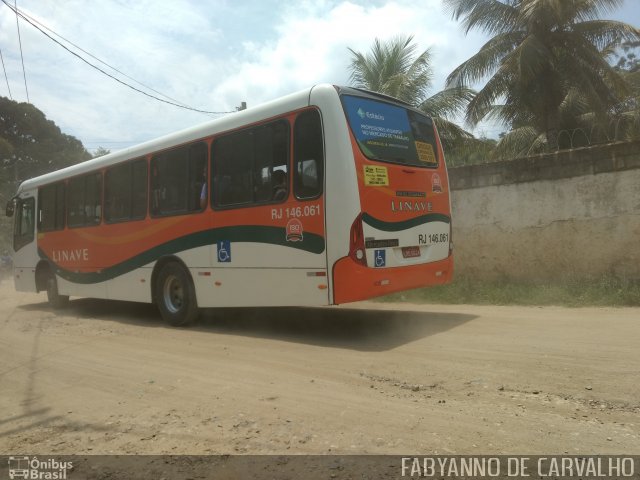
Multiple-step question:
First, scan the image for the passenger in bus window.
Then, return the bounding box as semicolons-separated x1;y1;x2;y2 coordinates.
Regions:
151;164;165;214
199;164;207;209
272;169;287;201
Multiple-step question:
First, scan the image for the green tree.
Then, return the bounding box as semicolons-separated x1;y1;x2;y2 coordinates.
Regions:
1;97;90;251
91;146;111;158
347;35;479;152
445;0;640;157
0;97;90;190
609;40;640;141
446;135;498;166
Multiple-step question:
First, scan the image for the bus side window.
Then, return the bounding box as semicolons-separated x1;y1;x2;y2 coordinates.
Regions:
105;158;147;223
151;142;208;217
212;119;290;209
294;110;324;199
14;197;35;251
38;182;65;232
67;172;102;228
213;131;253;207
188;143;207;212
255;121;289;203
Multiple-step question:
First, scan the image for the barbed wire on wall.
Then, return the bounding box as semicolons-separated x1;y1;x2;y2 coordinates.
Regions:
447;116;640;167
548;117;640;152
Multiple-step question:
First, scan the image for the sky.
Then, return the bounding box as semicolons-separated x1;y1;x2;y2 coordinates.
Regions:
0;0;639;154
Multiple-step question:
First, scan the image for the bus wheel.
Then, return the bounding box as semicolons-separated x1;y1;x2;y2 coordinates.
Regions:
46;274;69;309
155;263;199;327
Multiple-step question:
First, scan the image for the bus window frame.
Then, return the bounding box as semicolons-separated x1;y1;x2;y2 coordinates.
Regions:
38;181;66;233
13;196;35;251
66;171;103;229
292;108;325;202
104;157;148;225
211;118;291;211
149;141;208;219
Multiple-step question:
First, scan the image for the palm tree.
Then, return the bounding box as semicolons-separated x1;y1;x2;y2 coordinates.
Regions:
348;35;477;151
609;41;640;142
445;0;640;156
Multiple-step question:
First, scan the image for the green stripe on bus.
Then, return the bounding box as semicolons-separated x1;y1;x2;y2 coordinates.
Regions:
39;225;325;284
362;212;450;232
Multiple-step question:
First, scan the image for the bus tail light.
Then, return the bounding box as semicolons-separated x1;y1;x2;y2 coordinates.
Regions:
349;213;367;267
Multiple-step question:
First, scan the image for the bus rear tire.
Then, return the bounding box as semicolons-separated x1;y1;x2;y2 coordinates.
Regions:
46;274;69;309
155;262;199;327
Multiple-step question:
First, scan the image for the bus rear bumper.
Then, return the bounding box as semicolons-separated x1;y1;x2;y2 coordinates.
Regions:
332;255;453;305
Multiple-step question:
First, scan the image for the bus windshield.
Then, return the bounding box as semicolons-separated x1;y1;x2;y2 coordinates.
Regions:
342;94;439;168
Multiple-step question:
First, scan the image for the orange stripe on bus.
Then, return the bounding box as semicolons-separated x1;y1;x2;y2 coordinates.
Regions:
73;216;186;245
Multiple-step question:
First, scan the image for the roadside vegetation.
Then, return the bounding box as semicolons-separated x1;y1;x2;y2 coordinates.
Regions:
380;275;640;307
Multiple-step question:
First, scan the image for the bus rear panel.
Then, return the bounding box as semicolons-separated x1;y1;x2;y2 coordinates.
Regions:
331;88;453;304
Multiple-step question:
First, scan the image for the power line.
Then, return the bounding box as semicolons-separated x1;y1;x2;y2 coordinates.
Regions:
1;0;235;115
15;7;197;112
0;45;12;99
13;0;29;102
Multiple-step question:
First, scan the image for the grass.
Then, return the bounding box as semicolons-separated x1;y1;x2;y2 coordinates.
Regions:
378;275;640;307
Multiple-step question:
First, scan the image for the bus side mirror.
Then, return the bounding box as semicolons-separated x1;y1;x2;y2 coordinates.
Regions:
5;199;16;217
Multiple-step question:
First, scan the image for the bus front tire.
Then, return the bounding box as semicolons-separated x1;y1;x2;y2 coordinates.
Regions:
155;263;199;327
46;275;69;309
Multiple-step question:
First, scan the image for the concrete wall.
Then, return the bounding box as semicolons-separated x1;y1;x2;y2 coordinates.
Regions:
448;141;640;281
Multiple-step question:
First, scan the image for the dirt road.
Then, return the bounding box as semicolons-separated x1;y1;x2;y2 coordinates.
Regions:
0;278;638;455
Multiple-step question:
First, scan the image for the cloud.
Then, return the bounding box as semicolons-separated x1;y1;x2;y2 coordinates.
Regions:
1;0;487;150
5;0;635;150
210;0;486;110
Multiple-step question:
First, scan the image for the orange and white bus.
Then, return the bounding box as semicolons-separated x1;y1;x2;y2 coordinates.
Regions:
5;84;453;326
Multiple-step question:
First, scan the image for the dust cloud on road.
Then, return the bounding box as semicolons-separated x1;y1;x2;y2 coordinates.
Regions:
0;278;638;454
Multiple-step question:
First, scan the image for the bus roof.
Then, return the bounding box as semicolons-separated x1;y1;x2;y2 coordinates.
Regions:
17;84;337;194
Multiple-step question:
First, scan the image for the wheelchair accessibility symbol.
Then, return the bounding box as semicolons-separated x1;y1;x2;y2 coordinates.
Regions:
217;240;231;263
374;249;386;267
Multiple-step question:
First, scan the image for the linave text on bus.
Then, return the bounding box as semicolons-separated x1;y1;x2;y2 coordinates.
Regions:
52;248;89;262
391;200;432;212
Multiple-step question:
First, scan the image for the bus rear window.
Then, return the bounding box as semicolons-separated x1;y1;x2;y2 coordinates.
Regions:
342;95;439;168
